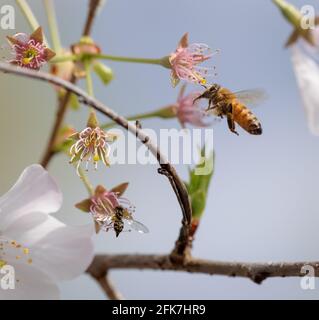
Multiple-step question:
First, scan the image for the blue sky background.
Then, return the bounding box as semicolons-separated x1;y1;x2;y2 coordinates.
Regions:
1;0;319;299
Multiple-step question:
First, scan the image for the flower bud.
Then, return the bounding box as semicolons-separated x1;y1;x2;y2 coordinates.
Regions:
154;105;177;119
273;0;302;29
87;110;99;128
71;36;101;56
93;61;114;85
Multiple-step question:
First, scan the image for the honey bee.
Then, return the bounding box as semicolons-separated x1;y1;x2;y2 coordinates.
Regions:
194;84;266;135
107;206;149;237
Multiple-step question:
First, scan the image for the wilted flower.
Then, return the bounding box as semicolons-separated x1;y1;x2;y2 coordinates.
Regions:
0;165;94;299
76;183;132;233
69;112;117;175
7;27;55;70
168;33;216;87
76;183;148;237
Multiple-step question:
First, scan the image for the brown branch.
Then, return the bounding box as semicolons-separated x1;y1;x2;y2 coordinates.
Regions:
40;0;102;168
83;0;103;36
41;74;76;167
92;273;124;300
0;62;192;255
87;254;319;285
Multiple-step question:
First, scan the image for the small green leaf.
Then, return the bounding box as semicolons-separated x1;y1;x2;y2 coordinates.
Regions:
187;148;215;220
191;190;206;219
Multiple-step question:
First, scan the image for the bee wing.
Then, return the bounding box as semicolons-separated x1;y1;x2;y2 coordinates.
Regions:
126;219;149;234
232;89;268;107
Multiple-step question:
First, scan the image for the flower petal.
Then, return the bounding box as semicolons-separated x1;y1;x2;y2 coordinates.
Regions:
291;47;319;135
30;26;43;44
177;32;189;48
0;263;59;300
110;182;129;197
0;165;62;229
5;213;94;281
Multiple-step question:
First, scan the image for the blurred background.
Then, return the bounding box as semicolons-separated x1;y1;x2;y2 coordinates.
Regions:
1;0;319;299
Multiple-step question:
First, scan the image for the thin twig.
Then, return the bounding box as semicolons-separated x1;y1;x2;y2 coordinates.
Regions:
83;0;103;36
40;0;102;167
87;254;319;285
0;62;192;257
41;74;76;168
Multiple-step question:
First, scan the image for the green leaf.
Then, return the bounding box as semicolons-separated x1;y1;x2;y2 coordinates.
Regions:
187;148;215;219
191;190;206;219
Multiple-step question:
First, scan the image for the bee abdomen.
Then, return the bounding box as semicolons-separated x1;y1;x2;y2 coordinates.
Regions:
233;103;262;135
248;121;262;135
114;220;124;237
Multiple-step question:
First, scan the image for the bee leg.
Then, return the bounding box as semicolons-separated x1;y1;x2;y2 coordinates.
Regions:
206;100;218;112
193;93;204;104
205;99;213;111
226;113;239;136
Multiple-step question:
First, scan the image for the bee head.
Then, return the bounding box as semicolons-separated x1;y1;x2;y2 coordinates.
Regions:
208;83;220;93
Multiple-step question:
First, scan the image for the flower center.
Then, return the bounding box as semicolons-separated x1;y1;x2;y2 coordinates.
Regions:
22;47;38;65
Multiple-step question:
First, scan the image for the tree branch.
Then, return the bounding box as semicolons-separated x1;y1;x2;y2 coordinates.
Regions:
83;0;103;36
87;254;319;285
92;273;124;300
0;62;192;257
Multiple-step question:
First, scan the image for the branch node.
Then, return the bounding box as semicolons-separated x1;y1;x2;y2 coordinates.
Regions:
249;271;271;285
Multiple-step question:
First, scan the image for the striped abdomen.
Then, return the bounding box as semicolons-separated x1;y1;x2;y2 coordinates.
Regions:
232;101;262;135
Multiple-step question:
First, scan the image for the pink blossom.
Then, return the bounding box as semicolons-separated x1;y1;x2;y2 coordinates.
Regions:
90;189;135;226
76;184;149;237
7;27;55;70
169;33;216;87
173;85;213;128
